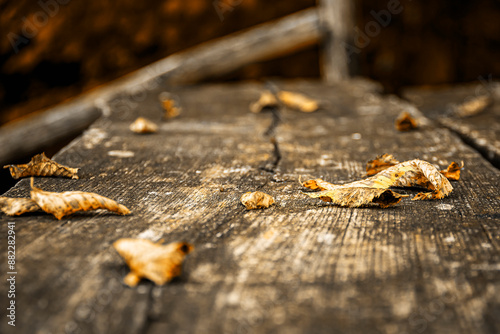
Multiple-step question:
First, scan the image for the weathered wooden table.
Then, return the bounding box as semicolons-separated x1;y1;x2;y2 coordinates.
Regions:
1;80;499;334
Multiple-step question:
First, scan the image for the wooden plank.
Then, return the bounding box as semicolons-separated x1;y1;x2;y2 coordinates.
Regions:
0;8;321;166
404;83;500;168
1;81;499;334
318;0;353;82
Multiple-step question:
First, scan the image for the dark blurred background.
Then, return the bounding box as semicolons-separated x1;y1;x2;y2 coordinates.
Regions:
1;0;500;126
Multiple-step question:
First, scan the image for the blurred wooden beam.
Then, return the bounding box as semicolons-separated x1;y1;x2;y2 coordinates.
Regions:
0;8;322;167
318;0;354;82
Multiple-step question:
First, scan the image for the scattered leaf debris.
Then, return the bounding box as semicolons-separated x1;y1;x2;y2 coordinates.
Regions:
250;90;319;113
113;238;193;287
395;111;418;131
366;154;463;181
129;117;158;134
30;178;131;220
241;191;275;210
304;159;454;207
451;95;492;118
4;152;79;179
0;197;41;216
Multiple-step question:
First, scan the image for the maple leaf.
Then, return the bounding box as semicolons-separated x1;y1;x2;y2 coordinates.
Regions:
3;152;79;179
113;238;193;287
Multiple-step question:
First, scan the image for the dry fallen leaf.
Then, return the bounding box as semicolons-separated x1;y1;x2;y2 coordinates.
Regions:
439;161;463;181
278;91;319;112
366;154;463;181
304;159;454;207
0;197;41;216
241;191;275;210
395;111;418;131
129;117;158;134
250;91;279;113
366;154;399;176
113;238;193;287
4;153;79;179
452;95;492;118
250;90;319;113
161;98;182;119
30;178;131;220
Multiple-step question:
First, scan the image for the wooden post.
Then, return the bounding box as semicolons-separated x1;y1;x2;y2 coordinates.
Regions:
318;0;354;83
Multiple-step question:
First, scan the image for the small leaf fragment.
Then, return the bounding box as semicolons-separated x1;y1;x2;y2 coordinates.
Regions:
0;197;41;216
250;90;319;113
451;95;492;118
113;238;193;287
439;161;463;181
278;91;319;112
240;191;275;210
3;152;79;179
30;179;131;220
395;111;418;131
129;117;158;134
366;154;399;176
250;91;279;113
161;99;182;119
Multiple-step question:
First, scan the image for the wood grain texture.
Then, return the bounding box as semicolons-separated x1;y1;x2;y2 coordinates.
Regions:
0;81;499;334
404;83;500;168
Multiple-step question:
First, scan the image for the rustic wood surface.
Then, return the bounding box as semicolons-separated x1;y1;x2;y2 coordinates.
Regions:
404;83;500;168
1;80;499;334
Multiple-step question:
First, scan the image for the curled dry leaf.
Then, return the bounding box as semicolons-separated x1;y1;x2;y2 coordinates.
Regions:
0;197;40;216
161;98;182;119
129;117;158;134
366;154;463;181
241;191;275;210
278;91;319;112
451;95;492;118
304;159;454;207
395;111;418;131
250;91;279;113
250;90;319;113
3;152;79;179
30;179;130;220
113;238;193;287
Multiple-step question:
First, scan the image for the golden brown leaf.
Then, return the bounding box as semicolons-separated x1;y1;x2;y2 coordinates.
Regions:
113;238;193;287
129;117;158;134
452;95;491;118
3;153;79;179
395;111;418;131
439;161;463;181
278;91;319;112
240;191;275;210
366;154;399;176
303;166;411;208
366;154;463;181
304;159;453;206
161;98;182;119
30;179;131;220
250;91;279;113
0;197;41;216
